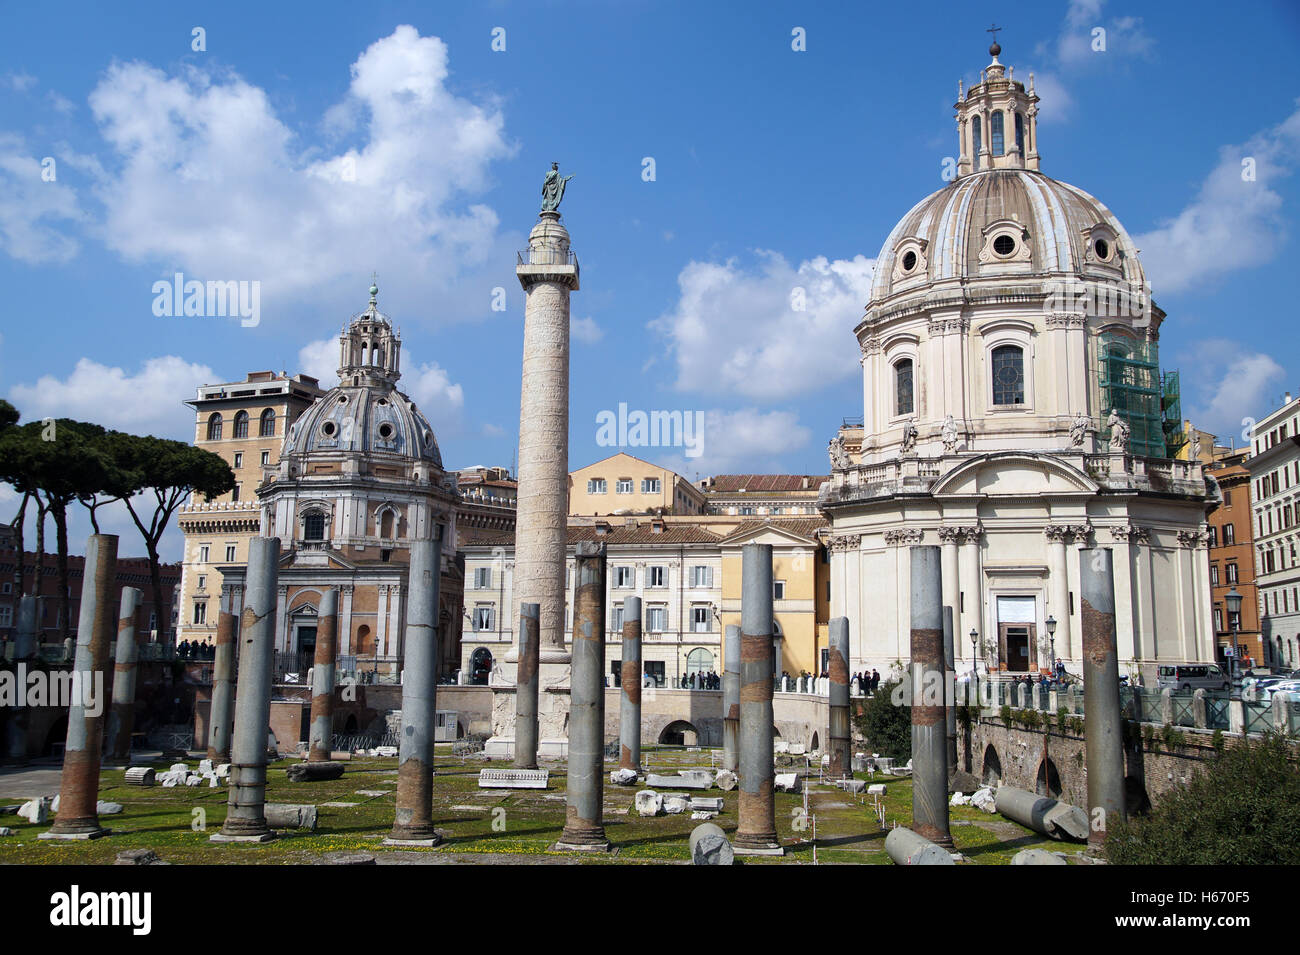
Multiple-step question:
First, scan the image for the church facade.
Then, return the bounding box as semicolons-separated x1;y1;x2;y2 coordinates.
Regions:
218;286;465;680
820;43;1219;684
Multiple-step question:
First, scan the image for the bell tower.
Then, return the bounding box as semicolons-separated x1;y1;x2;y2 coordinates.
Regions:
955;30;1041;177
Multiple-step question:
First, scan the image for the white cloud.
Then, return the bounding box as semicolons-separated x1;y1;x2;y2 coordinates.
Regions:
82;25;515;316
1179;338;1287;442
651;251;874;399
0;134;85;263
571;315;603;344
297;336;465;436
655;407;813;478
7;355;215;440
5;72;36;92
1135;105;1300;295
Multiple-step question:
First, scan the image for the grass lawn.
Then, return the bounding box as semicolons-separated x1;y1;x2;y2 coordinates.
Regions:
0;745;1085;864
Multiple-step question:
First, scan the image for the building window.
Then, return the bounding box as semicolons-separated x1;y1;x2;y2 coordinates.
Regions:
642;477;661;494
647;606;667;632
692;606;710;632
615;478;633;494
1015;112;1024;154
0;606;12;628
614;566;633;588
611;604;625;632
1223;523;1235;545
199;544;210;563
1208;526;1218;547
197;574;207;591
690;565;713;588
473;606;494;631
193;602;207;625
774;580;786;600
225;545;236;562
231;484;240;503
233;411;249;439
304;513;326;541
645;661;666;686
1226;563;1238;584
475;567;492;589
588;478;607;494
991;345;1025;405
1210;564;1220;586
1214;608;1223;632
261;451;270;467
259;408;276;437
648;566;667;588
972;115;982;170
739;505;755;516
895;358;915;415
991;110;1004;156
233;452;243;469
206;413;223;440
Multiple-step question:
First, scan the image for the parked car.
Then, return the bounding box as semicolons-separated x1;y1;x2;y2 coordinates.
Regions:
1156;663;1230;692
1257;679;1300;703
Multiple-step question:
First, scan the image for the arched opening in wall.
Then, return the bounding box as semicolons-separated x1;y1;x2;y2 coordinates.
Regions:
1035;758;1062;798
686;647;714;680
1125;775;1152;815
470;647;493;685
259;408;276;437
772;725;782;739
658;720;699;746
206;413;223;441
355;624;374;657
982;744;1002;786
380;509;395;540
810;730;820;752
343;714;358;734
233;410;249;439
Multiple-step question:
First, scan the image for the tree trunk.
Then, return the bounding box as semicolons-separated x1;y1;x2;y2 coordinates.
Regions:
146;538;166;644
11;491;28;597
52;503;70;642
34;497;46;627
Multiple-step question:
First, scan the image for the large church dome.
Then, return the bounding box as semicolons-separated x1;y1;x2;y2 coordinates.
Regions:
280;285;444;469
868;168;1147;306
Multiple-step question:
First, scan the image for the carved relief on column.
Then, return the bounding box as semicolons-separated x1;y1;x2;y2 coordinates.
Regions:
884;528;924;546
1044;524;1071;543
860;336;881;358
952;523;982;545
1177;529;1208;549
1064;522;1093;546
1111;524;1149;544
937;525;964;545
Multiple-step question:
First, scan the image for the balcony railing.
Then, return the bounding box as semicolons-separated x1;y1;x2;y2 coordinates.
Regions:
516;249;577;267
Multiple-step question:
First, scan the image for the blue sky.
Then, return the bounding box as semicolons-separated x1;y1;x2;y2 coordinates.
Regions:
1;0;1298;559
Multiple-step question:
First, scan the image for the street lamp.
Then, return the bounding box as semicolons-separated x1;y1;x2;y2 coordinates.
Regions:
969;628;979;707
1045;615;1057;676
1225;586;1243;686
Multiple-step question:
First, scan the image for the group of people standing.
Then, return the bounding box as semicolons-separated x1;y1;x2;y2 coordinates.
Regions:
853;670;881;695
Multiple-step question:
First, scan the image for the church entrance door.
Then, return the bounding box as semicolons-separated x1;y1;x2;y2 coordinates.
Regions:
1000;624;1033;672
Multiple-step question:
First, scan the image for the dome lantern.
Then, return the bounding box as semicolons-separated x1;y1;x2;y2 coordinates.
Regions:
337;281;402;389
955;35;1040;178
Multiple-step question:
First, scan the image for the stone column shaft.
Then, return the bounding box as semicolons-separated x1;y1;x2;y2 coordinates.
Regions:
106;586;141;761
828;616;851;778
559;542;609;850
735;543;780;853
215;537;280;842
388;534;443;845
722;624;740;773
1081;547;1126;851
307;588;338;762
4;595;38;764
942;604;957;779
207;591;236;762
46;534;118;839
910;545;951;848
514;603;540;769
619;595;642;773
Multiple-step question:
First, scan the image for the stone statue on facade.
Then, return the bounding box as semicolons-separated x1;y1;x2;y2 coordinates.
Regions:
900;418;918;453
828;435;851;471
1107;408;1130;452
1069;410;1089;448
941;414;959;454
1191;432;1202;461
541;162;574;212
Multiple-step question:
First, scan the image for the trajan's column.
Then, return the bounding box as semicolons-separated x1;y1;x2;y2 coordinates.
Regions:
492;163;578;761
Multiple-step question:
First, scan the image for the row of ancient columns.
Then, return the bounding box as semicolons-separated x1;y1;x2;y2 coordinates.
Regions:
896;543;1128;858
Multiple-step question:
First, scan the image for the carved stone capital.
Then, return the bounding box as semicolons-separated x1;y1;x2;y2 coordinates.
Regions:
937;525;964;544
829;534;862;553
884;528;924;546
1044;524;1071;543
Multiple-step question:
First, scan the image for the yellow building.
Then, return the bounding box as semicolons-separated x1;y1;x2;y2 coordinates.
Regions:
568;452;707;516
175;371;323;643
